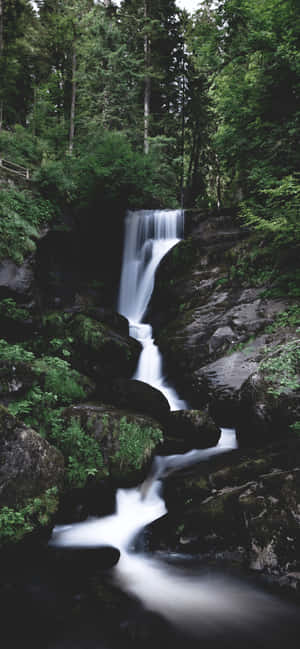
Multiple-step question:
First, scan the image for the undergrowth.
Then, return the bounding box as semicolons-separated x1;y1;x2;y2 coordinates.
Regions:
0;487;59;545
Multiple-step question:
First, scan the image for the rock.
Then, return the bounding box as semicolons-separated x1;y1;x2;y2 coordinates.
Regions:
163;409;221;453
237;366;300;445
0;359;35;399
63;403;164;485
191;335;268;425
147;440;300;586
48;544;121;569
150;214;294;425
209;326;236;354
69;313;141;382
107;378;170;424
0;258;35;300
0;406;64;508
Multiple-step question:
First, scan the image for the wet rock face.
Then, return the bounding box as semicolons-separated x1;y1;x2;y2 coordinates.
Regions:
0;406;64;508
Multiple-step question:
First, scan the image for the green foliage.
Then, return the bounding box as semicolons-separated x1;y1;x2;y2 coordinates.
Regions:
73;315;105;348
226;336;256;355
115;417;163;470
0;298;30;321
0;126;45;168
0;339;35;364
260;339;300;396
0;487;59;545
33;356;86;404
265;306;300;333
0;188;55;263
291;421;300;435
1;340;88;435
50;416;107;488
240;175;300;247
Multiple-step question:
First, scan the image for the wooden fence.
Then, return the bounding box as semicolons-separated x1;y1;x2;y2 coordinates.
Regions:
0;158;30;180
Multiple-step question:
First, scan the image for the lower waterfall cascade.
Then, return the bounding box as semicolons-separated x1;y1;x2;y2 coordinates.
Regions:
49;209;300;647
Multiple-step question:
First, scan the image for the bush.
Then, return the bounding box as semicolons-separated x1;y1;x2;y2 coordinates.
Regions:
0;188;55;263
0;487;59;545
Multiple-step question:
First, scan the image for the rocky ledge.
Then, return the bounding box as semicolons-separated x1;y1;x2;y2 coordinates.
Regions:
150;212;299;442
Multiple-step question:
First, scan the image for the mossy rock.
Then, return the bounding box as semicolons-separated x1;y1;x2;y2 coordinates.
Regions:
0;406;64;547
69;314;141;382
63;403;164;485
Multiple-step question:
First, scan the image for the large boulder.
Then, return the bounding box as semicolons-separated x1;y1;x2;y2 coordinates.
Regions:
0;406;64;508
163;409;221;453
106;378;170;424
237;366;300;446
63;403;164;485
69;313;141;382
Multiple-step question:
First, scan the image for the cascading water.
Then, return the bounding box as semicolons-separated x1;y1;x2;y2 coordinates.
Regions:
50;430;299;646
118;209;186;410
49;209;300;647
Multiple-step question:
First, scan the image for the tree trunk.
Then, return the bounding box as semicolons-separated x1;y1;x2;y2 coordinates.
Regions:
69;45;76;155
144;0;150;155
0;0;4;131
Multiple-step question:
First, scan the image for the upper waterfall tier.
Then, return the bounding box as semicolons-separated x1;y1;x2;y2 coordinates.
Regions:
118;209;184;324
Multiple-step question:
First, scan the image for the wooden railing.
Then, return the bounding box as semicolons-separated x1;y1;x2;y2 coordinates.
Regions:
0;158;30;180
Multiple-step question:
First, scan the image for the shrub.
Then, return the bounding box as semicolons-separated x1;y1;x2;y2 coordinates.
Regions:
0;487;59;545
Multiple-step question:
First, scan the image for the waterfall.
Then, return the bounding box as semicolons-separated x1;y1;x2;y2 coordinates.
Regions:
118;209;186;410
48;205;300;644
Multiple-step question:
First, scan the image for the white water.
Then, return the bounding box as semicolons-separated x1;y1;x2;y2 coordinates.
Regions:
118;209;186;410
50;429;297;641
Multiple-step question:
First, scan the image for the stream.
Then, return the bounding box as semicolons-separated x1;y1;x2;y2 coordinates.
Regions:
48;209;300;648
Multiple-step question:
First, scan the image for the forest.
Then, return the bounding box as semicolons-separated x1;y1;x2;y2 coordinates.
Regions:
0;1;300;648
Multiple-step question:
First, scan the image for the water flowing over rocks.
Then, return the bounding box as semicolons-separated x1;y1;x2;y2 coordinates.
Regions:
146;437;300;587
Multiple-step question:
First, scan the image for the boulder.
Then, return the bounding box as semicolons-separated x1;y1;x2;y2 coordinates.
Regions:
48;544;121;569
0;406;64;508
237;368;300;445
69;313;141;382
63;403;164;485
163;409;221;453
0;258;35;301
107;378;170;424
